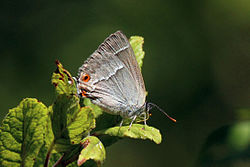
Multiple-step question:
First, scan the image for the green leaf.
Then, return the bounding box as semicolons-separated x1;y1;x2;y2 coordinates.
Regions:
227;121;250;151
68;107;96;143
129;35;145;69
83;100;121;148
77;136;106;167
96;124;162;144
84;99;121;133
0;98;52;167
84;99;103;119
52;94;95;152
53;144;82;167
51;60;77;95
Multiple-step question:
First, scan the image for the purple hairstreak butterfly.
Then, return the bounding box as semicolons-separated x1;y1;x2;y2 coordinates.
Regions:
75;31;176;128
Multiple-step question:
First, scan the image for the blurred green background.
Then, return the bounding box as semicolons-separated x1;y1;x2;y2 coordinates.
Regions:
1;0;249;167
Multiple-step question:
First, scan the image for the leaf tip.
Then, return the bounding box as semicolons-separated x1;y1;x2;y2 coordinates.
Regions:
77;158;87;166
55;59;61;65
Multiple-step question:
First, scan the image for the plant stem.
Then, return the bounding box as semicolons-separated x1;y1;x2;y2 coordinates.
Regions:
44;140;55;167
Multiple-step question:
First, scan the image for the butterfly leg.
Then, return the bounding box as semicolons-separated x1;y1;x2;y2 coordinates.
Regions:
128;115;137;130
143;112;147;126
117;119;124;135
119;119;124;127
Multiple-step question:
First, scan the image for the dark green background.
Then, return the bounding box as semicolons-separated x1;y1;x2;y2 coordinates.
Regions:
1;0;249;167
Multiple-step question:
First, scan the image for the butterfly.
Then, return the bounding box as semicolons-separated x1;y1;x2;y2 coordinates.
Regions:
75;31;175;128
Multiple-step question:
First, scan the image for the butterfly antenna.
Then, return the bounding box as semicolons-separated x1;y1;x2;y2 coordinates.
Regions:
147;102;176;123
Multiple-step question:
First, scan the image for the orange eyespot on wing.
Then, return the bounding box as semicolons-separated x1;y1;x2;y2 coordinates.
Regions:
81;74;90;82
81;90;87;97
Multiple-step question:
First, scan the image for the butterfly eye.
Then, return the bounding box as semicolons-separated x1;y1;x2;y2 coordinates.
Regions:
81;74;90;82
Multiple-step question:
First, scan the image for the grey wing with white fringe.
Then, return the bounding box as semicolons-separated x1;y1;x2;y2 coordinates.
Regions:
77;31;146;118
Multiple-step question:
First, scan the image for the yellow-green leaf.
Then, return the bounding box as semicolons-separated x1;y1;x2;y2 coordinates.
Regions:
52;95;95;152
78;136;106;166
96;124;162;144
51;60;77;95
129;35;145;69
84;98;103;118
0;98;52;167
